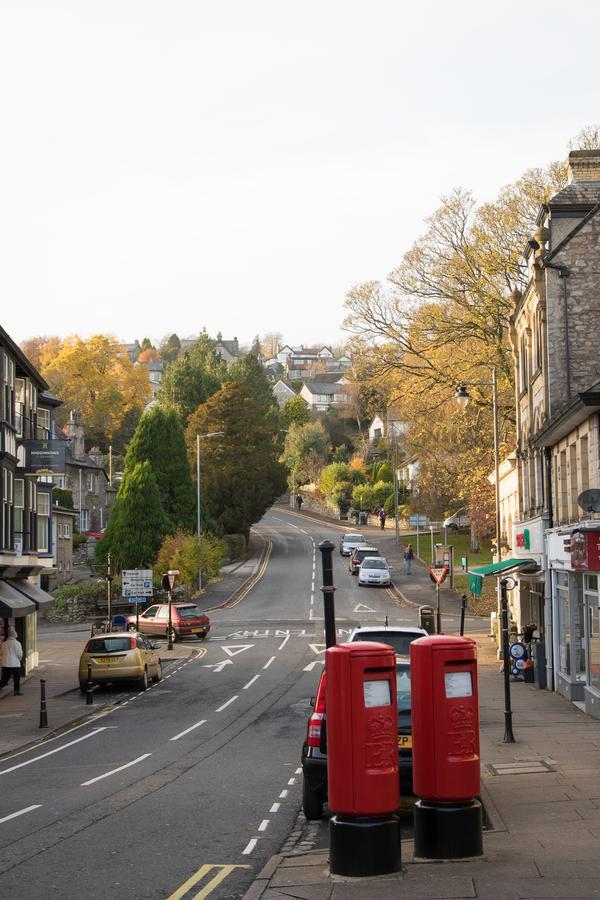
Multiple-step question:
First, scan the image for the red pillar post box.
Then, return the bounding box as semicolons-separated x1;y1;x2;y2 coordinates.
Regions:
410;635;483;859
325;641;401;876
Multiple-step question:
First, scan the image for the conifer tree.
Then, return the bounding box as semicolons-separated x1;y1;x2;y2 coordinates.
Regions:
96;461;169;571
124;406;196;531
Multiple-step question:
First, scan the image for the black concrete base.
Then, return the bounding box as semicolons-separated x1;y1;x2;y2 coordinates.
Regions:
329;814;401;877
414;799;483;860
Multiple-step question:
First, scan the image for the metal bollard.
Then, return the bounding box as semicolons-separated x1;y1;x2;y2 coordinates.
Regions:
39;679;48;728
460;594;468;636
86;663;94;705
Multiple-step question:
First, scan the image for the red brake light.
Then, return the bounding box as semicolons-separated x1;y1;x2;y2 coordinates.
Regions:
314;672;327;713
307;713;324;747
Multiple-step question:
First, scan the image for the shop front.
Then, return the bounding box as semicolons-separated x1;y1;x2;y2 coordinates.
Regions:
547;525;600;716
0;574;53;673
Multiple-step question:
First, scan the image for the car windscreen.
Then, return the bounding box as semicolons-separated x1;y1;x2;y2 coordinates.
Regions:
362;558;386;569
356;632;420;656
345;535;365;543
177;606;203;618
396;665;411;712
87;637;131;653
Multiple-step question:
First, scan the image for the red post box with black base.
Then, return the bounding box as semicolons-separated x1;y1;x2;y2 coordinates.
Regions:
410;635;483;859
326;641;401;876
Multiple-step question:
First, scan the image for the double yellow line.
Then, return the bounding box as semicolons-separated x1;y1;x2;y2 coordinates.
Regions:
221;537;272;609
168;863;250;900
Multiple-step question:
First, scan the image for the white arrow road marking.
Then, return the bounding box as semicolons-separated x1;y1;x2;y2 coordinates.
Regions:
354;602;376;612
0;805;42;825
222;645;254;657
308;643;326;655
81;753;152;787
170;720;207;741
0;728;108;776
202;659;234;672
303;660;325;672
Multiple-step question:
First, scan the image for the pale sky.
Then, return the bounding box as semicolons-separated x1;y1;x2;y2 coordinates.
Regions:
1;1;598;350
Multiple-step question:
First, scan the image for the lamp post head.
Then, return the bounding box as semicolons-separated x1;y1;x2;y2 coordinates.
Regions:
454;383;471;409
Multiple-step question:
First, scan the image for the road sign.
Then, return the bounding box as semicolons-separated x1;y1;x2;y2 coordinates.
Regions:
122;569;153;598
429;565;449;585
409;515;428;528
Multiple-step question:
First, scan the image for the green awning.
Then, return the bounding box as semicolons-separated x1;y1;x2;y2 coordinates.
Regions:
468;558;537;597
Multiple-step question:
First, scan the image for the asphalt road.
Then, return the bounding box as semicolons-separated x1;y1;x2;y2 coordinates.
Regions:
0;509;485;900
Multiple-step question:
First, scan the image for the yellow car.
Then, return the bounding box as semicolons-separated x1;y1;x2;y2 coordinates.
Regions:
79;631;162;692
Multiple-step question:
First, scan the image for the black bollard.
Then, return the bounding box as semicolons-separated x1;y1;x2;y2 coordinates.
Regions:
460;594;467;636
318;540;336;648
86;663;94;705
500;579;516;743
39;679;48;728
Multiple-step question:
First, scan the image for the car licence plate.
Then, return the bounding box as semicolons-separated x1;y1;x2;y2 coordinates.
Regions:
94;657;113;664
398;735;412;749
191;627;203;633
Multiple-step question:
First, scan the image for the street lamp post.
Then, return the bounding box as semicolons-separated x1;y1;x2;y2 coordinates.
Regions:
455;367;502;647
161;569;179;651
196;431;224;592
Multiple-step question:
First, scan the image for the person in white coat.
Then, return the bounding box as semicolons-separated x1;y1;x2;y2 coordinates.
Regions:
0;627;23;695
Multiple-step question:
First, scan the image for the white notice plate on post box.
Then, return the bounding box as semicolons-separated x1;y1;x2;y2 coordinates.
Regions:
363;680;392;708
444;671;473;699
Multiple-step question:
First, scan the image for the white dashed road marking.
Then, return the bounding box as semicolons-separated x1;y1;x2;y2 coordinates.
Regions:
216;696;238;712
263;656;276;670
0;728;108;776
0;805;42;825
258;819;269;831
170;720;207;741
242;839;258;855
81;753;152;787
243;674;260;690
270;803;280;813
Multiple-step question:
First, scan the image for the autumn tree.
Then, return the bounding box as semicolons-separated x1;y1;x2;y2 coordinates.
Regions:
280;421;330;488
19;336;63;371
185;382;286;537
261;333;284;357
158;332;226;424
96;461;169;571
41;334;150;451
123;406;196;531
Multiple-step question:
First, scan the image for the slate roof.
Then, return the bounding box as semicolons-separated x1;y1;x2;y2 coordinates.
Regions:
549;182;600;208
302;381;345;395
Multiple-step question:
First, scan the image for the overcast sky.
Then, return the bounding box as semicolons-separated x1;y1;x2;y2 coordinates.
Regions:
1;1;598;350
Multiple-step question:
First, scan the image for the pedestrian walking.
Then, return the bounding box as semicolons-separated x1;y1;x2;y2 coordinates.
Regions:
378;507;387;530
0;627;23;695
295;494;303;511
403;543;414;575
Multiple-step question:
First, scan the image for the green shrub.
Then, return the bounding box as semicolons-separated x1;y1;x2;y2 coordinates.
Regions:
352;484;377;511
73;532;87;550
154;530;227;586
384;493;396;516
52;580;107;605
372;480;394;508
222;533;247;561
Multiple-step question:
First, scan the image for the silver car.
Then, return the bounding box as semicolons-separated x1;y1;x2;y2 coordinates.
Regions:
358;556;392;586
340;533;367;556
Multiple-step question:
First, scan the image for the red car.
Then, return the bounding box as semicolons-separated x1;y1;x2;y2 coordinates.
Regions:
126;603;210;641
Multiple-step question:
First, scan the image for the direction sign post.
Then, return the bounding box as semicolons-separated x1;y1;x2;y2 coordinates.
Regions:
429;565;449;634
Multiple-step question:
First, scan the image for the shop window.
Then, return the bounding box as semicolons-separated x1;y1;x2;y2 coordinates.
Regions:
2;466;13;551
37;492;50;552
556;572;571;675
585;575;600;694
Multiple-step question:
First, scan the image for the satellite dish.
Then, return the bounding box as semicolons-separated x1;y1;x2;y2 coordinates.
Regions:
577;489;600;513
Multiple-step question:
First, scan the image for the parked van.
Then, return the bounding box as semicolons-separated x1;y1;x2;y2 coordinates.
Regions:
443;507;470;532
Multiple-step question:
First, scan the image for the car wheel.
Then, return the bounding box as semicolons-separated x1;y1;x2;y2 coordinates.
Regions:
138;669;149;691
302;778;324;820
127;623;136;632
153;662;162;683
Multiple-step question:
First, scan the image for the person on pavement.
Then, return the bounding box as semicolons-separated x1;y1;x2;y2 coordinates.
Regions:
403;543;414;574
378;507;387;530
0;627;24;695
295;494;303;511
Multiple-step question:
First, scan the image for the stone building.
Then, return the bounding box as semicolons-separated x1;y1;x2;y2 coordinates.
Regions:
510;150;600;714
58;410;116;533
50;505;78;588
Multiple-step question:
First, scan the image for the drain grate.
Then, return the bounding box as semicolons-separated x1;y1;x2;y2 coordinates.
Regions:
488;759;556;776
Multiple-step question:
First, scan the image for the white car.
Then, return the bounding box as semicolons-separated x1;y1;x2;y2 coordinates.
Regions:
340;533;367;556
443;508;470;532
358;556;392;587
349;625;427;656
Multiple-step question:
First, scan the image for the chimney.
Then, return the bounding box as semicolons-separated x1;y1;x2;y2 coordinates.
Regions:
64;408;85;460
568;150;600;183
